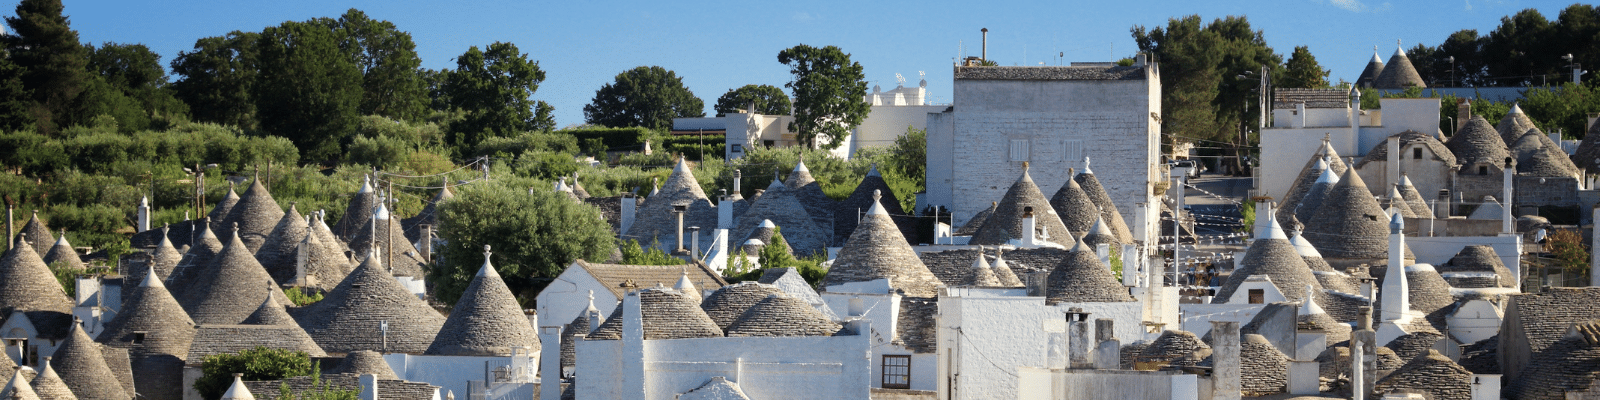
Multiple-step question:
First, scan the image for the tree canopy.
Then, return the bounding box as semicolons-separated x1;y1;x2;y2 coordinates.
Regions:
253;20;364;163
714;84;791;116
1281;46;1329;88
5;0;89;135
778;44;870;150
443;42;547;153
583;65;705;131
432;181;614;305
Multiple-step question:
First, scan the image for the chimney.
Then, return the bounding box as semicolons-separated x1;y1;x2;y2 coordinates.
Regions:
1295;102;1307;128
1021;207;1037;246
1067;308;1092;368
1436;189;1451;218
419;224;433;263
620;193;636;235
137;196;150;233
1457;99;1472;132
1210;321;1242;400
732;169;742;195
673;204;688;253
689;226;702;259
1502;157;1515;234
1093;318;1120;370
981;28;988;61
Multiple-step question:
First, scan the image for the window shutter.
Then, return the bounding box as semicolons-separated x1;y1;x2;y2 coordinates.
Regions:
1063;140;1083;163
1009;139;1029;162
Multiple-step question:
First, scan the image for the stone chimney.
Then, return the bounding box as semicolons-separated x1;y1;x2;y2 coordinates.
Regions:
1094;318;1120;369
1210;321;1241;400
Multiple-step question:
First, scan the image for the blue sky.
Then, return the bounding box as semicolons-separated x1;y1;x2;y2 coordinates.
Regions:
30;0;1570;127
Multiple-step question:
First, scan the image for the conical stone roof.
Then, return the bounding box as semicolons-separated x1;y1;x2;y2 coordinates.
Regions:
739;220;790;257
41;233;83;271
1445;116;1509;167
147;226;184;282
1082;216;1119;248
284;219;356;292
1074;167;1135;244
1387;186;1419;219
1292;166;1340;226
971;166;1075;247
990;249;1024;287
1516;129;1581;178
1404;264;1454;331
0;235;74;313
332;176;377;242
98;267;194;357
1440;245;1514;288
1045;237;1134;304
834;164;908;246
29;360;74;400
725;294;842;337
403;181;453;243
426;247;539;356
166;220;224;297
1397;176;1433;218
1373;45;1426;89
587;288;723;340
729;184;827;256
955;202;996;236
624;158;717;250
1049;171;1099;235
1497;104;1538;145
1510;129;1545;165
1140;330;1210;364
699;282;786;331
348;204;427;278
18;211;53;257
221;178;284;253
1214;215;1321;303
254;204;307;283
1374;349;1473;400
822;192;943;297
1277;139;1349;224
52;325;129;400
784;161;835;243
296;250;445;354
1571;119;1600;174
180;228;289;325
208;183;240;233
333;351;398;381
309;211;349;253
1;369;39;400
1303;167;1412;261
965;249;1002;287
561;295;600;370
1356;51;1386;88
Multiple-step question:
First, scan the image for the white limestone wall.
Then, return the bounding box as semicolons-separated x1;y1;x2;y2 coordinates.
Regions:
1017;368;1199;400
1271;108;1352;128
1258;128;1358;200
535;266;618;332
937;293;1149;400
1178;304;1268;338
383;353;519;399
939;78;1159;232
924;111;956;214
576;335;871;400
849;105;947;158
1377;99;1442;137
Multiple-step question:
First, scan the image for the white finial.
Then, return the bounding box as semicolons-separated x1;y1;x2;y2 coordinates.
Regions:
1289;230;1323;258
1081;157;1093;175
221;373;255;400
140;265;163;288
585;290;597;312
1299;284;1325;315
478;245;496;277
867;191;888;216
1258;211;1288;240
971;247;991;270
1315;166;1339;185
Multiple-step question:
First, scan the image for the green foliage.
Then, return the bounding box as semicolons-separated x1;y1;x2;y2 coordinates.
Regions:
433;181;614;306
878;126;926;212
618;238;683;266
1239;199;1256;234
346;134;410;169
0;55;33;132
1281;46;1329;89
273;371;358;400
1133;15;1283;149
583;66;706;131
1519;83;1600;139
713;84;792;116
5;0;90;135
326;9;428;122
170;31;261;130
283;287;323;306
444;42;546;154
195;347;314;400
1547;228;1590;284
1108;248;1124;281
723;228;828;286
657;135;725;162
254;20;364;163
778;44;870;150
83;42;190;132
474;131;579;158
560;126;654;154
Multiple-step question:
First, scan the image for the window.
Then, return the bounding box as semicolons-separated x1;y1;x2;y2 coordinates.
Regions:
1063;140;1083;163
1413;148;1423;159
132;332;146;344
763;140;775;147
882;355;911;389
1248;289;1264;304
731;144;743;153
1478;166;1488;175
1009;139;1030;162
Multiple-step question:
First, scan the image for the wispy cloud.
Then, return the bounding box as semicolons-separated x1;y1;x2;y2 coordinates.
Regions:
1330;0;1366;12
1464;0;1473;11
792;12;814;22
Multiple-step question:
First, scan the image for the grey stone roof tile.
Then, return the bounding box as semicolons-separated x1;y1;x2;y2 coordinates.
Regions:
17;211;53;257
165;220;224;299
179;229;289;325
426;248;539;356
332;351;397;381
1572;117;1600;174
294;251;445;354
1458;336;1499;374
402;183;453;243
1356;130;1457;169
1498;105;1538;145
1445;116;1509;167
587;288;724;340
823;193;943;297
255;204;308;284
730;185;828;256
147;226;184;282
331;177;377;242
971;166;1075;247
955;202;996;236
1441;245;1515;288
1046;238;1134;304
28;360;73;400
41;234;83;271
1049;173;1099;238
207;183;240;233
1505;322;1600;400
784;161;836;244
1373;48;1426;89
1277;142;1348;225
1375;350;1473;400
1140;330;1209;365
699;282;786;331
725;294;842;337
185;324;327;363
575;260;726;301
1273;88;1350;109
954;65;1146;80
624;158;718;250
0;235;74;313
97;267;194;360
755;268;836;319
0;369;39;400
221;179;284;253
347;205;426;278
1303;167;1413;261
1216;218;1320;303
1075;169;1135;244
1357;54;1386;87
51;325;129;400
835;164;911;246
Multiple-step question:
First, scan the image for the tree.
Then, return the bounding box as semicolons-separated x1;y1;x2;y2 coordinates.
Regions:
171;31;260;129
253;20;363;162
778;45;870;150
1134;15;1281;174
532;100;556;132
4;0;89;135
583;66;705;131
618;238;682;265
1483;9;1556;86
194;346;313;400
444;42;546;152
432;181;613;305
324;9;427;121
80;42;189;132
0;56;33;131
713;84;791;116
1280;46;1329;88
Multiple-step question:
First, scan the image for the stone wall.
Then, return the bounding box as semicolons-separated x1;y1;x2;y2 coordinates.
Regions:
1515;176;1580;207
243;374;438;400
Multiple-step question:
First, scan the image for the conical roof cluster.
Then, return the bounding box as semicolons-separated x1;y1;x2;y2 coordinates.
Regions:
166;220;224;297
965;249;1002;287
332;176;378;242
1277;138;1348;225
740;220;790;256
221;178;284;252
699;282;786;331
1045;237;1134;304
725;294;842;337
1497;104;1538;145
834;164;908;246
823;191;944;297
0;235;74;313
1303;167;1412;261
254;204;308;283
98;267;194;356
147;226;184;282
624;157;717;249
41;232;83;271
296;249;445;353
18;211;53;257
561;293;601;370
29;360;74;400
783;160;835;242
1074;165;1135;244
1396;175;1432;218
180;228;289;325
1514;128;1581;178
1446;116;1510;167
1049;170;1100;235
1373;350;1473;400
587;288;723;340
1571;119;1600;174
52;325;130;400
403;180;453;243
1372;45;1426;89
1082;216;1119;248
348;203;427;278
971;165;1075;247
1140;330;1210;365
730;181;828;256
990;249;1024;287
1403;264;1455;332
287;214;355;291
754;268;838;319
0;369;38;400
1215;214;1321;303
426;246;539;356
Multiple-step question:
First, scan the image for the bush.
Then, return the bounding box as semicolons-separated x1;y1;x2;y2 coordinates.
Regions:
618;239;682;266
346;134;410;168
473;131;579;158
560;126;654;153
432;181;615;306
194;347;314;400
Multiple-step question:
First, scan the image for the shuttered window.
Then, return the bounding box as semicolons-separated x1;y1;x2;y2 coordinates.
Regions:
1009;139;1029;162
1063;140;1083;163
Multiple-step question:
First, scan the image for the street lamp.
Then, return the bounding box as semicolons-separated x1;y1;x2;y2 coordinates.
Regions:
1563;53;1586;85
1446;56;1456;87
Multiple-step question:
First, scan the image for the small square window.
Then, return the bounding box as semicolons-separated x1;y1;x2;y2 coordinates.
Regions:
1413;148;1423;159
731;144;743;153
1009;139;1030;162
132;332;146;344
1479;166;1488;175
882;355;911;389
1248;289;1265;304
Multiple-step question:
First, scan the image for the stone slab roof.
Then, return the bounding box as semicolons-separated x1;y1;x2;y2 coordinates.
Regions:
729;185;828;256
624;158;718;249
52;325;129;400
835;165;913;246
255;205;308;284
284;214;354;292
1049;173;1099;236
1515;129;1581;178
97;268;194;360
1273;88;1350;109
293;254;445;354
700;282;786;331
573;259;726;301
1;369;38;400
331;178;377;242
1356;130;1457;168
725;294;842;337
1498;106;1538;145
332;351;397;380
953;65;1146;80
1458;336;1499;374
1571;119;1600;174
1505;322;1600;400
179;231;289;325
1302;167;1413;261
784;161;836;245
1357;55;1386;87
426;251;539;356
186;324;328;364
1441;245;1514;288
919;247;1064;286
165;221;224;299
1074;171;1135;244
1276;141;1348;225
1142;330;1210;363
41;235;83;271
1375;350;1473;400
1386;331;1446;362
823;195;943;297
347;208;427;279
971;167;1075;247
1373;48;1426;89
17;212;53;257
147;227;185;282
587;288;724;340
896;296;938;353
29;360;73;400
955;202;996;236
1503;288;1600;362
1046;239;1134;304
1214;227;1320;304
1445;116;1509;167
402;184;452;243
221;179;284;253
0;238;74;313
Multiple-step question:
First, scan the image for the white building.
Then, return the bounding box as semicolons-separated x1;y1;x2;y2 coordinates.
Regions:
1257;89;1442;201
924;59;1162;243
847;76;948;158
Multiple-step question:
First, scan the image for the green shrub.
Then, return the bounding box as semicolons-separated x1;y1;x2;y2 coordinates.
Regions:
561;126;654;153
194;347;315;400
618;239;682;266
432;181;615;306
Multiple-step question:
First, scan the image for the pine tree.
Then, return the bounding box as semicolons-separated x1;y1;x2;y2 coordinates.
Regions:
4;0;89;135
